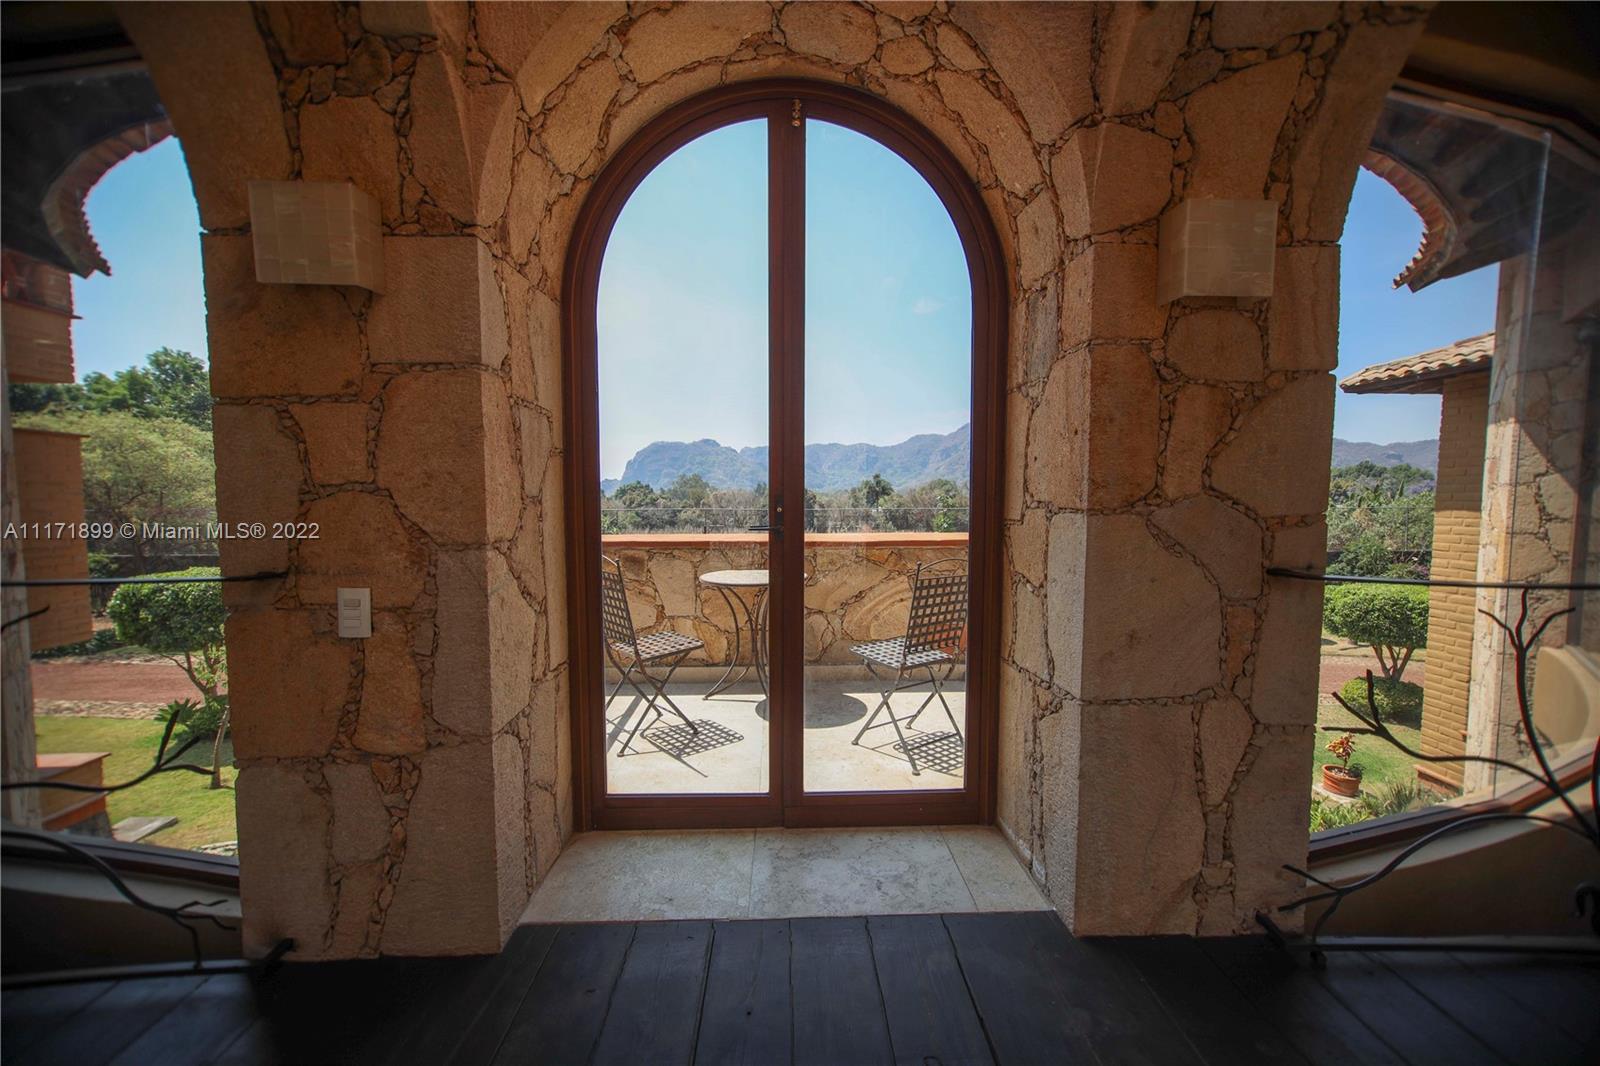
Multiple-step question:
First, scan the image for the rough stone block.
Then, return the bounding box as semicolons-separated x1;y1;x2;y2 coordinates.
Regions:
299;96;402;222
381;742;504;955
1085;344;1160;508
1083;123;1174;234
297;492;428;609
1094;1;1193;117
1151;496;1264;599
494;731;531;932
1184;56;1303;199
1045;511;1086;693
1081;514;1221;700
1164;383;1232;499
1267;245;1339;371
1016;193;1060;289
228;608;354;758
623;2;771;84
237;764;334;957
1026;355;1086;509
781;2;877;66
1212;375;1334;516
544;60;621;175
935;70;1042;195
518;407;554;500
204;236;362;399
376;368;518;545
327;761;391;865
214;404;302;583
1251;575;1324;726
1071;704;1204;934
880;34;934;75
1199;695;1253;805
405;52;475;221
292;402;371;485
950;3;1094;143
1088;242;1167;340
1228;729;1313;928
1167;310;1263;381
355;614;426;755
366;237;491;363
1210;1;1338;48
433;549;536;736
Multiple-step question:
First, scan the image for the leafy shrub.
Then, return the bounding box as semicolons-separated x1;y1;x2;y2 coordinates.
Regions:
1310;778;1439;833
1338;676;1424;727
110;568;231;789
157;694;230;744
108;567;226;657
1322;583;1429;683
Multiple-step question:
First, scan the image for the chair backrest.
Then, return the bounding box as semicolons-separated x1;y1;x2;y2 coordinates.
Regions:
904;559;968;659
599;555;637;651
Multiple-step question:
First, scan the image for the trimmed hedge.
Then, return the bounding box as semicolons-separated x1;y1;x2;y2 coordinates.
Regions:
1338;676;1424;727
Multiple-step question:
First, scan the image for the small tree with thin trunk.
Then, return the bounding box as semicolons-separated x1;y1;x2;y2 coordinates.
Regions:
108;567;230;788
1322;583;1429;685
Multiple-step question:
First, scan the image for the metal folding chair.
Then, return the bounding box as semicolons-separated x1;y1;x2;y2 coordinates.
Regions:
601;555;703;755
849;559;967;775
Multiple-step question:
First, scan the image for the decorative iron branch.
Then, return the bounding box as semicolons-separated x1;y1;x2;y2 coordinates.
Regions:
0;707;218;795
0;827;236;968
0;701;237;969
1274;584;1600;963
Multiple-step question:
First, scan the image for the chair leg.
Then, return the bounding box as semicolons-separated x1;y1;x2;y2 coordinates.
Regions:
644;653;699;733
617;653;699;756
927;665;963;742
851;666;920;774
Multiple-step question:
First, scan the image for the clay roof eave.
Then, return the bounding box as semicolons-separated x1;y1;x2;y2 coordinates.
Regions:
1339;332;1494;395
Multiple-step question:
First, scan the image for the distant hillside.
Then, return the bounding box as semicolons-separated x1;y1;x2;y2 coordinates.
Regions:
615;424;971;491
1331;438;1438;473
609;429;1436;491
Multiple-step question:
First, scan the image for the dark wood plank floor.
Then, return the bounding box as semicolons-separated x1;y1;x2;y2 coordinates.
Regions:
4;912;1597;1066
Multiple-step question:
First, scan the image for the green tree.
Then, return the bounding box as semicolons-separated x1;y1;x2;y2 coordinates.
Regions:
851;474;895;509
20;410;217;573
1322;583;1429;685
664;473;712;507
108;567;230;787
8;348;212;430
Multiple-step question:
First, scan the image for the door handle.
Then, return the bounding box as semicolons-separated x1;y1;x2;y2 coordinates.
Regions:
749;505;784;537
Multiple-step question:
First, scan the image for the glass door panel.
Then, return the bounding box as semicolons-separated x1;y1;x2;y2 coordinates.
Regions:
597;119;772;797
799;118;973;794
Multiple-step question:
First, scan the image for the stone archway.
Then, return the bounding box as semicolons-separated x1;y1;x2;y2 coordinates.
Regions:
119;1;1431;959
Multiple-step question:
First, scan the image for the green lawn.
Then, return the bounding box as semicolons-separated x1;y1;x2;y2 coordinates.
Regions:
36;717;237;851
1310;696;1420;792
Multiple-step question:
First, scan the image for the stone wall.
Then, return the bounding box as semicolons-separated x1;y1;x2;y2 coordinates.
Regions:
989;1;1429;933
1416;370;1489;789
1466;216;1600;793
604;533;967;668
117;0;1431;956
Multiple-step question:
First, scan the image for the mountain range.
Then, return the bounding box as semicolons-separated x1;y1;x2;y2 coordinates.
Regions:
601;428;1438;493
1330;438;1438;472
609;424;971;492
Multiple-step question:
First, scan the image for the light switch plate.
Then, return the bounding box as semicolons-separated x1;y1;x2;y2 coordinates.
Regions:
337;587;372;639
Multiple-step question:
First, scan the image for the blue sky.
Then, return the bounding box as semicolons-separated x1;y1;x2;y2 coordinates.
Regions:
78;128;1495;476
72;137;207;378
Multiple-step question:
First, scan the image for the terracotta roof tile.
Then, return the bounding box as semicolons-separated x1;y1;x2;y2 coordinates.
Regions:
1339;332;1493;395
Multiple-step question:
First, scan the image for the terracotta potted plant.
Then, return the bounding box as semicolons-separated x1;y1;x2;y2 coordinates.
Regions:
1321;733;1363;797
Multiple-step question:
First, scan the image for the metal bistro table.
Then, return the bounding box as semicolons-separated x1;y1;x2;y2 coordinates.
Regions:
699;569;773;699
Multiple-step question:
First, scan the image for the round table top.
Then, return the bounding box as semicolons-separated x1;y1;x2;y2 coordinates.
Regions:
699;568;770;588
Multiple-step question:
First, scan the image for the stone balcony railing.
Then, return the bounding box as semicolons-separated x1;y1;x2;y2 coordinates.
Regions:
600;532;968;669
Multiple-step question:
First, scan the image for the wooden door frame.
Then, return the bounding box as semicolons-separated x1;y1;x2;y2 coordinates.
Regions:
561;80;1008;831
